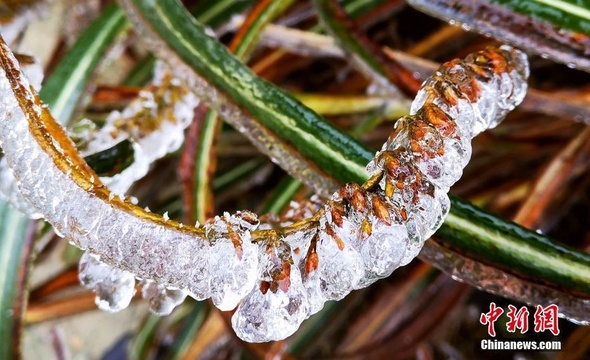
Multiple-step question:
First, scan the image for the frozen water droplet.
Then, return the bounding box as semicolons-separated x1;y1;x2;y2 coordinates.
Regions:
94;277;136;312
141;279;187;316
232;269;309;342
185;241;210;301
302;270;327;315
73;64;199;196
316;229;364;301
282;228;315;265
53;227;65;238
78;252;136;312
206;214;258;310
356;220;408;288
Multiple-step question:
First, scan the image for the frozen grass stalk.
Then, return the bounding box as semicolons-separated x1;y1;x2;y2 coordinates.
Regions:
0;36;528;342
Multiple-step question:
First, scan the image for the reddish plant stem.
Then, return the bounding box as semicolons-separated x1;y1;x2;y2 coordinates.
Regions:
178;104;212;225
322;0;422;97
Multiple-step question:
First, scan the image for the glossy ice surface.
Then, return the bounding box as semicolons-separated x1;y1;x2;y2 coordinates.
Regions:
0;43;528;342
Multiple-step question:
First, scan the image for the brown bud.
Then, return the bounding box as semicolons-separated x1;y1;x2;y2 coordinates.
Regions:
361;218;372;238
228;231;243;260
421;104;455;138
278;260;292;292
304;234;320;274
325;222;345;250
483;48;509;74
385;178;395;198
305;252;319;274
260;281;270;295
381;152;401;178
340;182;367;213
372;194;392;225
329;201;345;228
400;207;408;221
269;282;278;293
236;210;260;228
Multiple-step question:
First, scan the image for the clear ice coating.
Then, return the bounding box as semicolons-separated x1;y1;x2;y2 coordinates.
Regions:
0;157;40;217
316;222;364;301
141;279;187;316
0;53;44;218
0;58;199;313
232;241;309;342
364;45;529;272
0;39;529;343
357;219;408;287
79;252;136;312
205;212;259;311
80;61;199;195
0;60;198;212
73;63;199;312
407;0;590;72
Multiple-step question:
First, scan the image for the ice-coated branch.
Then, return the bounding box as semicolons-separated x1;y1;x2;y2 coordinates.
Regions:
0;37;213;303
0;35;528;342
0;61;198;218
231;45;528;341
78;62;199;195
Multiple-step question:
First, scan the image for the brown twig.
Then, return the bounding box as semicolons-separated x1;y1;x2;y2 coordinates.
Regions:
228;0;274;54
11;220;36;359
178;104;212;225
29;267;80;301
513;126;590;228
